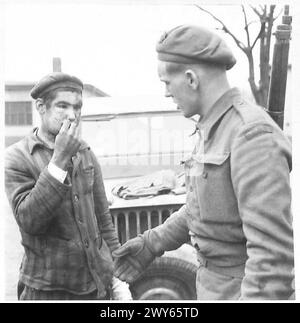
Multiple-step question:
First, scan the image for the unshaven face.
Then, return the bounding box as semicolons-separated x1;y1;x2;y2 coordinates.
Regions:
42;90;82;136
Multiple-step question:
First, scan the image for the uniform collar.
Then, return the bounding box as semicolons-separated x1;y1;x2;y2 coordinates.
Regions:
196;87;242;140
28;127;89;154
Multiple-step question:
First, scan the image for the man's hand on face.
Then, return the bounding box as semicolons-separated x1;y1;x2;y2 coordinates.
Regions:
51;119;81;170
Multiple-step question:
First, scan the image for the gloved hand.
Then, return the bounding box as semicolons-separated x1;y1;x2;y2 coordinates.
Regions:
111;277;133;300
112;235;156;283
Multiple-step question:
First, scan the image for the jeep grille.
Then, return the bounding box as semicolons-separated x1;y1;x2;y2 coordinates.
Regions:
110;205;182;244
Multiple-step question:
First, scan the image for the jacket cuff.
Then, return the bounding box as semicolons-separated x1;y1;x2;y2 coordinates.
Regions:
41;167;71;197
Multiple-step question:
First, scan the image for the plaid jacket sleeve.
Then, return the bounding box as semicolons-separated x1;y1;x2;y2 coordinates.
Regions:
5;145;70;235
90;150;120;253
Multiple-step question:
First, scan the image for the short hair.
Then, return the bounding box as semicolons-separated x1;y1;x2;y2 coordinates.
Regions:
165;61;225;76
165;62;191;75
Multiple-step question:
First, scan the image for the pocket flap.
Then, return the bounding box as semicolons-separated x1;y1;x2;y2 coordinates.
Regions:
181;153;193;164
194;152;230;165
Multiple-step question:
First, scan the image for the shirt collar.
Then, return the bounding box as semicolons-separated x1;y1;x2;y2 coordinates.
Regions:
28;127;89;154
196;87;242;140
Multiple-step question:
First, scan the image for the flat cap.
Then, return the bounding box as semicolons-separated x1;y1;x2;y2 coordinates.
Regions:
156;24;236;70
30;72;83;99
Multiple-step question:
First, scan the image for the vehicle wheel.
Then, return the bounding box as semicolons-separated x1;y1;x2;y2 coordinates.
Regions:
130;257;197;300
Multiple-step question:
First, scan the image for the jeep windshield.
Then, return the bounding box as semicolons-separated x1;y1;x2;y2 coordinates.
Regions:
81;95;197;181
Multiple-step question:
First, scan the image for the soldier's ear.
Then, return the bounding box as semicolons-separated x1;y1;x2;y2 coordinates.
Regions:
185;69;199;90
36;99;46;115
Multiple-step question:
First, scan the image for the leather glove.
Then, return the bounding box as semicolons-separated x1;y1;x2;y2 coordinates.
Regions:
112;235;156;283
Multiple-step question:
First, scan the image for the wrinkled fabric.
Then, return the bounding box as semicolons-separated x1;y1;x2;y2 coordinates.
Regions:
145;88;294;300
5;128;120;297
196;266;242;300
112;170;185;199
19;285;110;300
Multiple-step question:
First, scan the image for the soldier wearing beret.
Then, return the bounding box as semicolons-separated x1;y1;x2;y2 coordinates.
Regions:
113;25;294;300
5;72;131;300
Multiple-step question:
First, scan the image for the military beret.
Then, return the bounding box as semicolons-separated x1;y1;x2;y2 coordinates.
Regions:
156;24;236;70
30;72;83;99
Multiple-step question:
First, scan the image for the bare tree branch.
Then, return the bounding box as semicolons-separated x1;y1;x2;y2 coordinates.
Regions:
195;4;285;108
274;8;283;21
250;5;263;18
242;5;251;47
195;5;247;52
245;20;261;29
259;4;266;13
266;5;276;55
251;22;265;50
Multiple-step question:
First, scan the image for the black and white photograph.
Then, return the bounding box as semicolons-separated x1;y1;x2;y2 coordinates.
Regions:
0;0;299;304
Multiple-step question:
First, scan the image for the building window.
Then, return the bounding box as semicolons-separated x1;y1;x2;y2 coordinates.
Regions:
5;101;32;126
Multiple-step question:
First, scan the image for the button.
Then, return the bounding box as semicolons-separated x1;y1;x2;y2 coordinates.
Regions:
74;194;79;202
84;239;89;248
202;172;208;179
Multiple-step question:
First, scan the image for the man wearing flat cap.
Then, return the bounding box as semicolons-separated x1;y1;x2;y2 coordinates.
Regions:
113;25;294;300
5;72;131;300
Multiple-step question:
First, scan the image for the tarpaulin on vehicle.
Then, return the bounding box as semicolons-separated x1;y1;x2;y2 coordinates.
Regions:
111;170;186;199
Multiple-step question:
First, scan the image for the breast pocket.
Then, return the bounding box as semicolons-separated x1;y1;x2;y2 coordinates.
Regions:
195;152;239;223
183;154;203;187
183;154;204;216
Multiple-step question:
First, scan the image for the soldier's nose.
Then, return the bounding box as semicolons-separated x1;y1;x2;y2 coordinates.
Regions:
165;89;172;98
